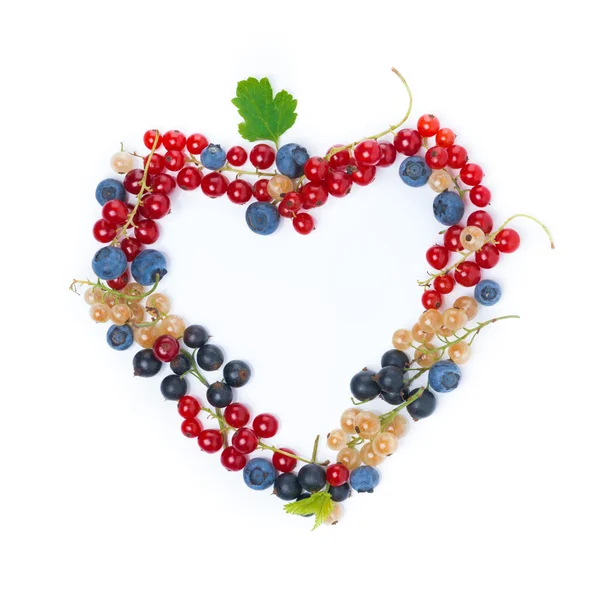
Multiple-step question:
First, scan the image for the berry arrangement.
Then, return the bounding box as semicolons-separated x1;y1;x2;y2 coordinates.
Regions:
72;69;554;529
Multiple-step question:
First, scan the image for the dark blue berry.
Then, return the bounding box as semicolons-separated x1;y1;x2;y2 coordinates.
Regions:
406;388;437;420
381;349;409;371
131;249;167;286
329;482;351;502
183;325;209;348
349;465;380;493
245;202;280;235
428;360;461;393
133;348;162;377
350;370;380;401
274;472;302;500
276;143;310;178
95;178;125;206
200;144;227;170
160;374;188;400
243;458;277;490
106;324;134;350
92;246;127;281
399;156;431;187
223;360;251;388
474;279;502;306
375;365;405;394
381;389;409;406
206;381;233;408
297;463;326;492
433;191;464;226
170;354;192;376
196;344;224;371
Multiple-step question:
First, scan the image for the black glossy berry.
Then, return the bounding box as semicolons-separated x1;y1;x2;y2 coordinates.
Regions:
206;381;233;408
274;472;302;500
161;374;188;400
223;360;252;388
381;349;410;371
381;388;409;405
375;365;405;394
406;388;437;420
297;463;326;492
133;349;162;378
329;482;351;503
183;324;209;348
170;354;192;376
296;492;313;517
196;344;224;371
350;369;380;401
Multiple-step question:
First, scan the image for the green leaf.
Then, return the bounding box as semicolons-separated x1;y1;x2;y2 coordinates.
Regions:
231;77;297;145
284;491;334;530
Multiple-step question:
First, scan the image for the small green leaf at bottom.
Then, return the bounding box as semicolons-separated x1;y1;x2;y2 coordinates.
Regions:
284;490;333;530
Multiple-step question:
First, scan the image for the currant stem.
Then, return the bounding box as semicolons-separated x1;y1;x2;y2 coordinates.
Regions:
186;155;277;179
180;349;210;387
70;274;161;303
311;435;320;463
215;408;228;448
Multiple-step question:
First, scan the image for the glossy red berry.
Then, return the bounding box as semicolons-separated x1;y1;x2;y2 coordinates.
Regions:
377;142;397;167
354;140;382;166
426;245;449;270
135;219;159;244
221;446;247;471
123;169;145;194
304;156;329;181
231;427;259;454
422;290;442;310
475;243;500;269
279;192;302;217
272;449;297;473
393;129;422;155
444;225;464;252
186;133;209;155
252;413;278;438
227;179;253;205
469;185;491;207
102;200;129;225
301;182;328;208
326;463;350;487
327;171;352;197
495;228;520;253
162;130;186;151
252;179;270;201
436;128;455;148
425;146;448;169
164;150;186;171
177;167;203;191
226;146;248;167
433;273;455;294
250;144;276;169
143;129;162;150
144;153;165;175
139;193;170;220
181;418;203;438
120;238;142;262
107;271;129;290
152;335;180;362
454;261;481;287
328;146;351;170
351;163;377;186
201;172;229;198
151;173;176;195
178;395;201;419
198;429;223;453
467;210;493;234
447;145;469;169
460;163;484;186
224;403;250;429
293;213;315;235
93;219;116;243
417;114;440;137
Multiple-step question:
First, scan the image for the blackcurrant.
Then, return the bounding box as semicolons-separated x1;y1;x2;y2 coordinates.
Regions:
161;374;188;400
381;349;409;371
297;464;326;492
274;473;302;500
381;389;408;405
206;381;233;408
350;370;381;401
329;482;351;503
183;324;210;348
133;349;163;378
406;388;437;420
170;354;192;376
196;344;224;371
375;366;405;394
223;360;251;388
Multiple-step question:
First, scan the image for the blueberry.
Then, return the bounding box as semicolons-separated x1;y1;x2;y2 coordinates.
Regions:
131;249;167;286
406;388;437;420
276;143;310;178
381;349;409;371
183;324;209;348
206;381;233;408
223;360;251;388
297;464;326;492
296;492;313;517
375;365;405;394
106;324;134;350
92;246;127;281
350;370;380;401
428;360;461;393
133;348;162;377
274;472;302;500
95;178;125;206
196;344;224;371
381;389;409;406
433;191;464;226
399;156;431;187
170;354;192;376
161;374;188;400
349;465;380;493
246;202;280;235
200;144;227;170
329;482;351;502
474;279;502;307
243;458;277;490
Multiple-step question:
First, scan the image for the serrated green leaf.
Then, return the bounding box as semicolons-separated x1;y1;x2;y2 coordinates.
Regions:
284;490;333;530
231;77;297;145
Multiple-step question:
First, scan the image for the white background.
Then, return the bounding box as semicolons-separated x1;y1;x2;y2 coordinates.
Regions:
1;1;599;598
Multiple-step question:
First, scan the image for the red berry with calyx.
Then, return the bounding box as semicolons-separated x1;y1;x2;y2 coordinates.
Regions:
434;273;455;294
139;193;170;220
417;114;440;137
144;153;165;175
436;128;455;148
293;213;315;235
227;179;253;205
152;335;179;362
444;225;464;252
178;395;201;419
143;129;162;150
426;245;449;270
162;130;186;151
151;173;176;195
224;403;250;429
221;447;247;471
177;166;203;191
454;261;481;287
475;243;500;269
495;228;520;253
93;219;116;243
327;171;352;197
226;146;248;167
135;219;159;244
377;142;397;167
124;169;145;194
328;146;351;170
393;129;422;155
186;133;209;155
422;290;442;310
181;418;203;438
198;429;223;454
326;463;350;487
102;200;129;225
304;156;329;181
467;210;493;234
351;163;377;186
121;238;142;262
164;150;186;171
425;146;448;169
279;192;303;217
301;182;328;208
354;140;382;166
201;172;229;198
252;413;278;438
231;427;259;454
460;163;484;186
107;271;129;290
469;184;491;207
273;449;297;473
249;144;276;169
253;179;270;202
447;145;469;169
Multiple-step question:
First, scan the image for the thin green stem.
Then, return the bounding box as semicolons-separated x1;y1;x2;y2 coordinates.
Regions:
180;349;209;387
311;435;320;463
70;274;161;303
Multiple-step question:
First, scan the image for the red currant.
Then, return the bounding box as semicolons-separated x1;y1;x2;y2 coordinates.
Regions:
220;446;247;471
422;289;442;310
102;200;129;225
354;140;382;166
447;145;468;169
120;238;142;262
417;114;440;137
162;130;186;151
444;225;464;252
164;150;186;171
249;144;276;169
393;129;422;155
152;335;179;362
377;142;397;167
181;418;203;438
328;146;351;170
124;169;145;194
467;210;493;234
280;192;303;212
93;219;116;243
351;163;377;186
186;133;209;155
253;179;270;201
198;429;223;453
425;146;448;169
178;395;201;419
272;449;297;473
227;179;253;205
231;427;259;454
135;219;159;244
495;228;520;253
226;146;248;167
107;271;129;290
293;213;315;235
139;193;170;220
177;166;203;191
460;163;484;186
433;273;455;294
436;128;455;148
327;171;352;197
475;243;500;269
469;184;491;207
252;413;278;438
326;463;350;487
201;172;229;198
426;245;449;270
150;173;176;195
143;129;162;150
454;261;481;287
301;182;328;208
144;153;165;175
304;156;329;181
224;403;250;428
